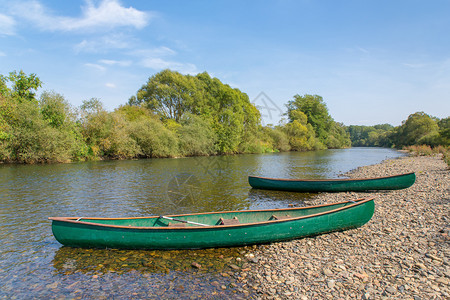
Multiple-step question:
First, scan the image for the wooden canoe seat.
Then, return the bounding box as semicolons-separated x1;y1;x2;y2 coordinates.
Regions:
219;217;239;225
168;222;186;227
270;215;291;221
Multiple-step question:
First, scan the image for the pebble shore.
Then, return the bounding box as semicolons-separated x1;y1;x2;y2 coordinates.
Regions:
234;155;449;299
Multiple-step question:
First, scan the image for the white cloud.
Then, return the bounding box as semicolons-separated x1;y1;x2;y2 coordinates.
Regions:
403;63;428;68
131;46;177;57
74;34;132;53
0;13;16;35
141;58;197;74
357;47;370;54
11;0;152;32
105;82;116;88
99;59;132;67
131;46;197;74
84;63;106;71
0;51;6;57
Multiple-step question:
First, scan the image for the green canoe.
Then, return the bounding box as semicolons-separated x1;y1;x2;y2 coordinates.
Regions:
49;198;374;250
248;172;415;193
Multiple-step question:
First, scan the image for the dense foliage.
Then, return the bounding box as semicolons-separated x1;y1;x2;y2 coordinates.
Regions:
2;69;447;164
131;70;262;154
347;112;449;148
286;94;351;149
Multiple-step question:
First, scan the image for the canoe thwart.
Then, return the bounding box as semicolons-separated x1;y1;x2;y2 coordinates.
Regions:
168;222;186;227
270;214;292;221
219;217;239;225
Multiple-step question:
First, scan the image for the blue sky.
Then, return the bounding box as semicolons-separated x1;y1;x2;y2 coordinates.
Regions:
1;0;449;126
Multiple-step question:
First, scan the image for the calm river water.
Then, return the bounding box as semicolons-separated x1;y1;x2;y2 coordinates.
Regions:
0;147;404;299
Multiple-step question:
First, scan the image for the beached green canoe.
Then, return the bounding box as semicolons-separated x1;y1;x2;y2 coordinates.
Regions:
248;172;415;193
49;198;374;250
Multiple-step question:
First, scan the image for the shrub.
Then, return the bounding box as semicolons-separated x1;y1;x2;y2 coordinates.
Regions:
126;115;179;158
177;114;217;156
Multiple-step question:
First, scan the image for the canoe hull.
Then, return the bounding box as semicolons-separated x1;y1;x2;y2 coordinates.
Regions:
50;198;374;250
248;173;415;192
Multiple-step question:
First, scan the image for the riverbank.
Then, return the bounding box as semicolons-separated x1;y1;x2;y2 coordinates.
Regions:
235;154;449;299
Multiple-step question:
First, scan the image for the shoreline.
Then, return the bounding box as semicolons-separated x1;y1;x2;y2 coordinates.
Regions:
235;154;449;299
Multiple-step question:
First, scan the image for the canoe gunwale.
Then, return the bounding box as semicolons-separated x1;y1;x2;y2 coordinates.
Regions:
248;172;414;182
49;197;374;230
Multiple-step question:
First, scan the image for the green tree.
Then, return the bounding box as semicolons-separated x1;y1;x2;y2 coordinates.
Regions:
286;94;350;148
40;91;88;160
132;69;200;122
6;100;78;163
437;117;449;146
40;91;73;128
3;70;42;103
177;113;217;156
283;110;320;151
131;70;261;154
262;126;290;152
346;124;394;147
79;98;140;159
394;112;439;147
287;94;332;143
0;94;13;160
327;122;351;149
117;105;179;158
195;72;260;153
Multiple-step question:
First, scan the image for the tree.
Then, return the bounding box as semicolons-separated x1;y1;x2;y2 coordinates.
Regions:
283;110;320;151
437;117;449;146
327;122;351;149
286;94;350;148
130;70;261;154
40;91;88;160
195;72;260;153
265;126;290;152
2;70;42;103
132;69;200;122
346;124;395;147
286;94;332;143
394;112;439;147
79;98;141;159
40;91;72;128
177;113;217;156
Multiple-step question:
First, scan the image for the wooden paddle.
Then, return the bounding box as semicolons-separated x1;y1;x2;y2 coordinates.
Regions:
159;216;209;227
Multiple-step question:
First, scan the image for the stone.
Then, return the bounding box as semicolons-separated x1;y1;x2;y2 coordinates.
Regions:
323;268;333;276
327;280;336;289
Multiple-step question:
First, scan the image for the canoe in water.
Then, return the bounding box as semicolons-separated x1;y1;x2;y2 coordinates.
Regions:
248;172;415;193
49;198;374;250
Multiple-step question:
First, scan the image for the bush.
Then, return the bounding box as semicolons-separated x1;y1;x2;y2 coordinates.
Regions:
177;114;217;156
403;145;433;156
126;115;179;158
7;101;75;163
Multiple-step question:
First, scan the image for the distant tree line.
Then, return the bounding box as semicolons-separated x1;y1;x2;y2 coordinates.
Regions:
347;112;449;148
4;69;447;164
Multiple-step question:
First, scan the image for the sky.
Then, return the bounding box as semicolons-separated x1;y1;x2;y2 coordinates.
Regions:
0;0;449;126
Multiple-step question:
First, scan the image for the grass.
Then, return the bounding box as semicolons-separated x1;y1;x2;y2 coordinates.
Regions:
403;145;450;167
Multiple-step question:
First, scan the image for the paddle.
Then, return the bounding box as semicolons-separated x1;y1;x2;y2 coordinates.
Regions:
159;216;210;227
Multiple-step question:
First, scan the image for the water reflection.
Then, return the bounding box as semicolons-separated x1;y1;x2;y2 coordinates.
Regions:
53;246;248;275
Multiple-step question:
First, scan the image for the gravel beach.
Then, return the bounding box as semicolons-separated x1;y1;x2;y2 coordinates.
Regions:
234;154;449;299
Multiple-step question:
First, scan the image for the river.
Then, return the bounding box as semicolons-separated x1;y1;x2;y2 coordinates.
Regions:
0;147;404;299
